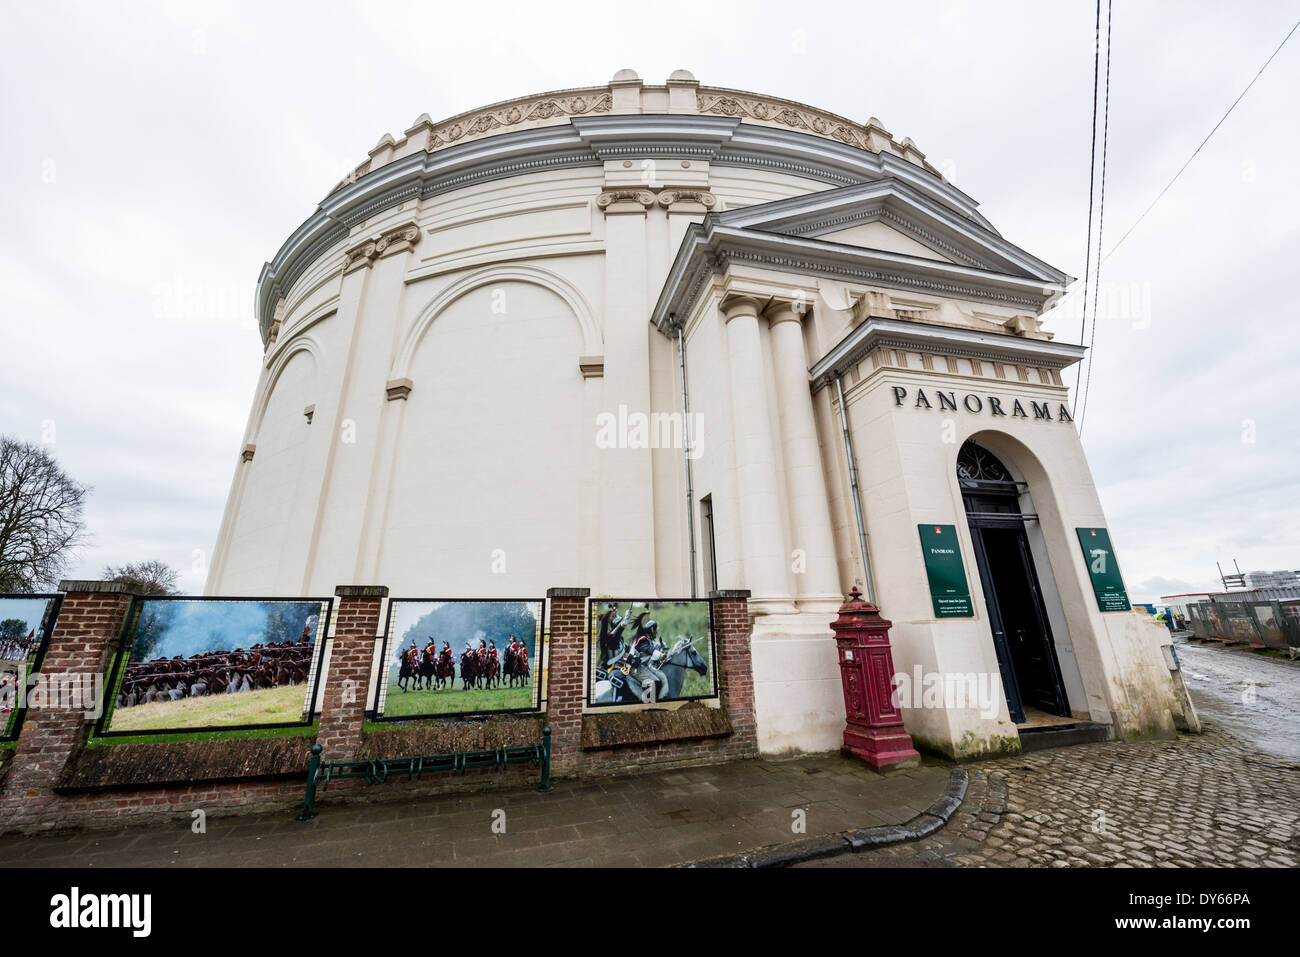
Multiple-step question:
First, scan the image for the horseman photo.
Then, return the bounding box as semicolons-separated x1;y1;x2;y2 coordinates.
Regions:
98;597;330;735
374;599;543;720
0;594;60;740
588;599;716;707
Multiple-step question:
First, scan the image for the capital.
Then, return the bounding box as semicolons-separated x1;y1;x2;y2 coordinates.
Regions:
765;297;813;326
721;295;764;323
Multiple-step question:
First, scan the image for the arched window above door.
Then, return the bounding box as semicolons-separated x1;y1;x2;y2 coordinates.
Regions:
957;441;1014;488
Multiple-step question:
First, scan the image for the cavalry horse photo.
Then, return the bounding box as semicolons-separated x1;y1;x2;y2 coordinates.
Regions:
459;648;481;690
503;645;531;688
433;649;455;689
397;649;418;692
593;634;709;706
398;646;459;692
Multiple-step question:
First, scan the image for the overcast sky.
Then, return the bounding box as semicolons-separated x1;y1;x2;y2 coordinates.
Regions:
1;0;1297;600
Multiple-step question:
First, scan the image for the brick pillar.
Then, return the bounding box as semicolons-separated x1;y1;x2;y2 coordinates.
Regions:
710;589;758;756
0;580;134;827
315;585;387;762
545;587;589;773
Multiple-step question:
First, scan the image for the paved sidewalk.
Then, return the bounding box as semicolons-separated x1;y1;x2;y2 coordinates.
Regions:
0;754;950;868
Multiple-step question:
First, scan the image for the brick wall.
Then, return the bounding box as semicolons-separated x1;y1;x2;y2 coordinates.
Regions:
315;586;387;761
0;582;760;832
544;587;589;770
0;581;132;828
548;587;758;776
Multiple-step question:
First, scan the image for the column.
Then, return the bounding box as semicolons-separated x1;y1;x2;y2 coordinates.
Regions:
767;301;843;611
722;295;797;614
598;193;657;594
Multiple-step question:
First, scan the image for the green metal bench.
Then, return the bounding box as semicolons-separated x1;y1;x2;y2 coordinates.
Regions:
298;726;551;820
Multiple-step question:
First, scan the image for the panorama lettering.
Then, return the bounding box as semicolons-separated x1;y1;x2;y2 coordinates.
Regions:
890;386;1073;423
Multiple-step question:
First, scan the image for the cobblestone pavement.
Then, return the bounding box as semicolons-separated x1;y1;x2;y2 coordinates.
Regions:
0;753;948;868
802;728;1299;868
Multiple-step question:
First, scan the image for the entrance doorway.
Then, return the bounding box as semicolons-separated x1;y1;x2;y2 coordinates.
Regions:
957;441;1070;723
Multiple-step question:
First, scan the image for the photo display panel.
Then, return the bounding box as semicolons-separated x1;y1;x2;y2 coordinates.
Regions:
98;597;331;736
374;599;544;720
587;599;717;707
0;594;62;741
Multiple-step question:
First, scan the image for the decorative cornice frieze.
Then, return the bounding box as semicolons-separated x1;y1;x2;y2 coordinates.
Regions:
426;149;596;194
343;222;421;272
594;144;718;158
329;82;941;197
420;92;612;153
716;248;1045;309
340;183;423;229
714;149;859;185
698;92;903;161
258;112;1003;339
807;316;1086;392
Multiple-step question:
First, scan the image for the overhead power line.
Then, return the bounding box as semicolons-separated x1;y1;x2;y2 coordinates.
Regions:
1072;0;1105;421
1103;16;1300;263
1078;0;1113;436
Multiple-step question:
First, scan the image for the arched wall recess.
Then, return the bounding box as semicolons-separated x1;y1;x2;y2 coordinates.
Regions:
389;263;602;383
249;335;323;440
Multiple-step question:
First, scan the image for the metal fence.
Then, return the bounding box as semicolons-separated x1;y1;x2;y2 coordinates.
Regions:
1186;598;1300;650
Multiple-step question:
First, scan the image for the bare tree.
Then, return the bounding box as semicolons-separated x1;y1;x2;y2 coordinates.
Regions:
102;560;180;596
0;436;89;592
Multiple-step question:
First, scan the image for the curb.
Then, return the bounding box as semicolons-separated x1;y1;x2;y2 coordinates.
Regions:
677;767;969;868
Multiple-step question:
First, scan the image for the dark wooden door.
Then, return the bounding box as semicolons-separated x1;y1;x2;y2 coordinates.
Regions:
968;524;1026;723
957;440;1070;722
974;526;1069;717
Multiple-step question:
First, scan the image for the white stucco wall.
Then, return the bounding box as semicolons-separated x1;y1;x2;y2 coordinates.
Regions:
207;74;1180;758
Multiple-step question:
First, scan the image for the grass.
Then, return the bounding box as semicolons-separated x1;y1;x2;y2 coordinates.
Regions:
380;680;534;718
87;724;317;747
104;683;310;733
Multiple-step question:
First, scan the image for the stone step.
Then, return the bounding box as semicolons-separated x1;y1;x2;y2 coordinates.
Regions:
1016;721;1112;752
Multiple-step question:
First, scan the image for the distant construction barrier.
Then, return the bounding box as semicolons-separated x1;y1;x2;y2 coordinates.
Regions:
1185;598;1300;652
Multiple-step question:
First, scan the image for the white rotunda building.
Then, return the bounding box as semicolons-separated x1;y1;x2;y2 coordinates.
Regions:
208;70;1181;758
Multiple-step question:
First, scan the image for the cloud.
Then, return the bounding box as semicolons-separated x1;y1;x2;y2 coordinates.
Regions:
2;0;1296;605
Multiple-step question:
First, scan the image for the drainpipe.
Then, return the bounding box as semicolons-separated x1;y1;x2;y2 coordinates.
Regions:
834;371;876;604
674;315;698;598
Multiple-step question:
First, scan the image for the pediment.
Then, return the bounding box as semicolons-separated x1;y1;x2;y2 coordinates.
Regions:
712;179;1069;284
815;221;958;264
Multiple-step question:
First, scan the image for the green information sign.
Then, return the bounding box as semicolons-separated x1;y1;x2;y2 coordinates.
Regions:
1076;527;1132;612
918;524;974;618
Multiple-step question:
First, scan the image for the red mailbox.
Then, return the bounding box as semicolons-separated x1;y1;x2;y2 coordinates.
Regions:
832;587;920;771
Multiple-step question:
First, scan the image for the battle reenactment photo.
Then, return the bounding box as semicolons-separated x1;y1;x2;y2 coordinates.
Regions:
0;597;58;740
101;599;329;734
590;600;714;706
379;599;542;718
